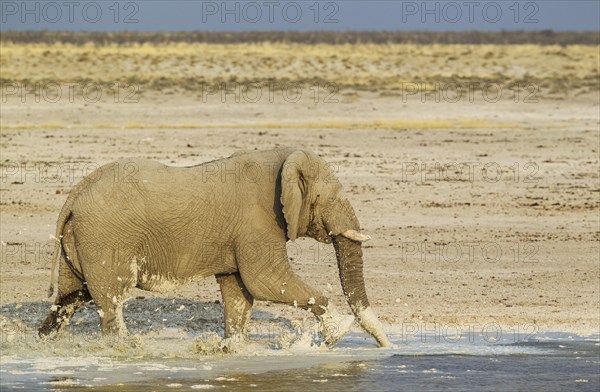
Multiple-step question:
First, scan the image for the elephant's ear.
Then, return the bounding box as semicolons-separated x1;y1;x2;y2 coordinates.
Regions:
280;150;310;241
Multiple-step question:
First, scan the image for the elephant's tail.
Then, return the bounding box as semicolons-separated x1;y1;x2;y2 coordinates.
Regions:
47;190;79;298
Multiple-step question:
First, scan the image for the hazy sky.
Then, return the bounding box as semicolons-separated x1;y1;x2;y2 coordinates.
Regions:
1;1;599;32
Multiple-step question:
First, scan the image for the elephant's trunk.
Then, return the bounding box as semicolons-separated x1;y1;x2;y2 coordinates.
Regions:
332;235;391;347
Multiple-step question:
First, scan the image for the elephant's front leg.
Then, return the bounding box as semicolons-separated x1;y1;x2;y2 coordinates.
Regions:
216;272;254;341
236;233;354;346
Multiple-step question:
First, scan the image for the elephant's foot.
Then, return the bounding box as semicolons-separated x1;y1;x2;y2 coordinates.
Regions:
38;307;63;338
318;305;355;347
39;290;92;338
93;295;130;337
192;332;248;355
220;333;249;353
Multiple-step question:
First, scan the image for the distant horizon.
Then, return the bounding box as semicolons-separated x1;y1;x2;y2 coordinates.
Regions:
1;28;597;33
4;30;597;46
1;1;598;32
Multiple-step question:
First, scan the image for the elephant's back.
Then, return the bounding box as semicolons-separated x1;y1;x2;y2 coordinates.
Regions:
69;158;202;225
74;157;169;199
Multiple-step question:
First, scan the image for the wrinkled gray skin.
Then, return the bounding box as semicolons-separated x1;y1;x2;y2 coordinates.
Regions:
39;148;391;347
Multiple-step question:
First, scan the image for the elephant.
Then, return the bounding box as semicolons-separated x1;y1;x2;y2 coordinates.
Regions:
39;147;391;348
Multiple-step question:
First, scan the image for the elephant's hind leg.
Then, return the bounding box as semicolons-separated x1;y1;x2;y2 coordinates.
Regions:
39;238;91;337
39;288;92;337
79;244;138;336
216;272;254;339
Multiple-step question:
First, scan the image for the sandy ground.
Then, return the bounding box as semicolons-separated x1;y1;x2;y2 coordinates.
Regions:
0;89;599;347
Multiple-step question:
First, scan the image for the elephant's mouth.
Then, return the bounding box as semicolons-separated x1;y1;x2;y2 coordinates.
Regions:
305;196;331;243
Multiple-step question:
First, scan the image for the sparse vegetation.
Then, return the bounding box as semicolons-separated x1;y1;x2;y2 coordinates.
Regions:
0;32;598;96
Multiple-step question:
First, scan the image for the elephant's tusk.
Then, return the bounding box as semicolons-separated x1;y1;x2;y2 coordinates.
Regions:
341;229;371;242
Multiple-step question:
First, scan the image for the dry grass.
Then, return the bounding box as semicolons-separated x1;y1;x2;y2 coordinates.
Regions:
1;42;598;95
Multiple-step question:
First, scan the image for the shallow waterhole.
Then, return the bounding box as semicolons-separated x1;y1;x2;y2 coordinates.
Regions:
2;331;598;391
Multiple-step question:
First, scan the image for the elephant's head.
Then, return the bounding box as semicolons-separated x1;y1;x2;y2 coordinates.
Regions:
280;150;391;347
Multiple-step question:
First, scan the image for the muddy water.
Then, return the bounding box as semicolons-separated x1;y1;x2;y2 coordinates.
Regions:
2;330;598;391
